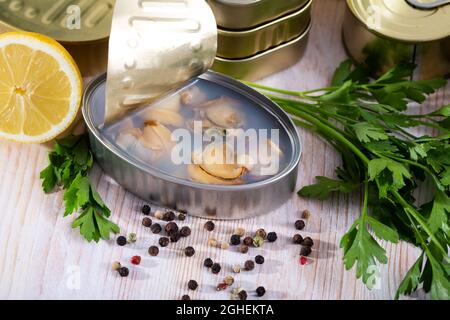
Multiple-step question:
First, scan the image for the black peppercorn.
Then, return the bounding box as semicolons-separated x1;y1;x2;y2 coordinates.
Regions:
256;286;266;297
148;245;159;256
302;236;314;247
230;234;241;246
170;231;181;243
204;220;215;231
142;217;152;228
163;211;176;221
159;237;169;247
238;290;248;300
295;220;306;230
181;295;190;300
116;236;127;246
184;246;195;257
211;263;221;274
118;267;129;277
188;280;198;290
180;226;191;237
243;236;253;246
141;204;151;215
300;246;312;257
293;234;303;244
150;223;162;234
239;245;249;254
244;260;255;271
255;255;265;265
204;258;213;268
267;232;277;242
165;221;179;235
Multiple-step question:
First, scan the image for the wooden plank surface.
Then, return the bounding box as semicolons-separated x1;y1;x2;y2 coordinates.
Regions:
0;0;447;300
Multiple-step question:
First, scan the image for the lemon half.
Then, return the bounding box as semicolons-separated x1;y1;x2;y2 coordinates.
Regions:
0;32;82;143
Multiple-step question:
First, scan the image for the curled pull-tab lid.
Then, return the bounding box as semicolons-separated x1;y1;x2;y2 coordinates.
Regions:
105;0;217;124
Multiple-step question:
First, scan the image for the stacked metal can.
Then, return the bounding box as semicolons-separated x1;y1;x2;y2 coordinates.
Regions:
208;0;313;81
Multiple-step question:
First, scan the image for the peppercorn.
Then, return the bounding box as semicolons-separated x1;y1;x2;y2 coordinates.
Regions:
181;295;190;300
302;209;311;219
178;212;186;221
216;283;227;291
230;234;241;246
252;235;264;247
118;267;129;277
211;263;221;274
159;237;169;247
232;264;241;273
267;232;277;242
170;231;181;243
204;220;215;231
127;232;137;244
208;238;218;247
150;223;162;234
255;255;265;265
188;280;198;290
224;276;234;286
293;234;303;245
154;210;164;220
204;258;213;268
235;227;245;237
239;245;249;254
243;236;253;246
163;211;176;221
184;246;195;257
295;220;306;230
111;261;121;271
141;204;151;215
180;226;191;237
142;217;152;228
302;236;314;247
238;290;248;300
300;256;308;265
116;236;127;246
220;242;230;250
300;246;312;257
255;228;267;239
131;255;141;265
148;245;159;256
165;221;179;235
244;260;255;271
256;286;266;297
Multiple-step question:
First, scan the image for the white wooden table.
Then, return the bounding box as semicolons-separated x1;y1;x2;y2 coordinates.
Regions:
0;0;447;300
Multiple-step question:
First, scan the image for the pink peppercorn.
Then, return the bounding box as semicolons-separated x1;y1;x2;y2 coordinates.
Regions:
131;255;141;265
299;256;308;265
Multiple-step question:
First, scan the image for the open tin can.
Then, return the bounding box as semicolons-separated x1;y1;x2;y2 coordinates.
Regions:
83;72;302;219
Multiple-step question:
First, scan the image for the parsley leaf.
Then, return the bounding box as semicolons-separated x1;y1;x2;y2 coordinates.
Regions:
298;176;359;200
352;122;389;143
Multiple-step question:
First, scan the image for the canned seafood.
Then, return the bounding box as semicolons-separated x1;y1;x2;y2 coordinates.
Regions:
343;0;450;79
213;21;311;81
0;0;114;76
207;0;310;30
217;0;312;59
83;72;302;219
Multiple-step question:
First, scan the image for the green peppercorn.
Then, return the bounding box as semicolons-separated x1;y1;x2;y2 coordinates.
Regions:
295;220;306;230
255;228;267;239
224;276;234;286
253;235;264;247
255;255;265;264
150;223;162;234
204;220;215;231
243;236;253;246
244;260;255;271
118;267;129;277
159;237;169;247
180;226;191;237
267;232;277;242
184;246;195;257
148;245;159;256
141;204;151;215
127;233;137;244
142;217;152;228
204;258;213;268
230;234;241;246
256;286;266;297
300;246;312;257
116;236;127;246
302;236;314;247
188;280;198;290
178;213;186;221
211;263;221;274
111;261;121;271
293;234;303;244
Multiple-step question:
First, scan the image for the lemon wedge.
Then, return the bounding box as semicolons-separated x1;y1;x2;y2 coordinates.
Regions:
0;32;82;143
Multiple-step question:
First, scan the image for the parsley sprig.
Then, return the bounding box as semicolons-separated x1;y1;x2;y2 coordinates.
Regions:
247;61;450;299
40;135;120;242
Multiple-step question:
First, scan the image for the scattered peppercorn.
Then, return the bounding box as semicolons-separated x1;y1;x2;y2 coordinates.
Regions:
256;286;266;297
211;263;221;274
163;211;176;221
302;236;314;247
230;234;241;246
255;255;265;265
148;245;159;256
224;276;234;286
178;212;186;221
184;246;195;257
293;234;303;244
238;290;248;300
141;204;151;215
180;226;191;237
216;283;227;291
255;228;267;239
127;232;137;244
253;235;264;247
220;242;230;250
118;267;129;277
295;220;306;230
154;210;164;220
232;264;241;273
170;231;181;243
142;217;152;228
235;227;245;237
131;255;141;265
181;295;190;300
243;236;253;246
267;232;277;242
204;258;213;268
204;220;215;231
208;238;218;247
165;221;179;235
112;261;121;271
188;280;198;290
300;246;312;257
159;236;169;247
299;256;308;265
244;260;255;271
150;223;162;234
302;209;311;219
116;236;127;246
239;245;249;254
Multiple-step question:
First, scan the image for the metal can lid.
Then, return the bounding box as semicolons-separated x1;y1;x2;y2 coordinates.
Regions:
347;0;450;42
0;0;114;43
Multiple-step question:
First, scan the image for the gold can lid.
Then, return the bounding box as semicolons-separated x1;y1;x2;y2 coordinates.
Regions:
0;0;114;43
347;0;450;42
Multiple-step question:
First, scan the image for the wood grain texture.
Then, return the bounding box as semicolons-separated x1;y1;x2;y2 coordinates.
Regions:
0;0;447;300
